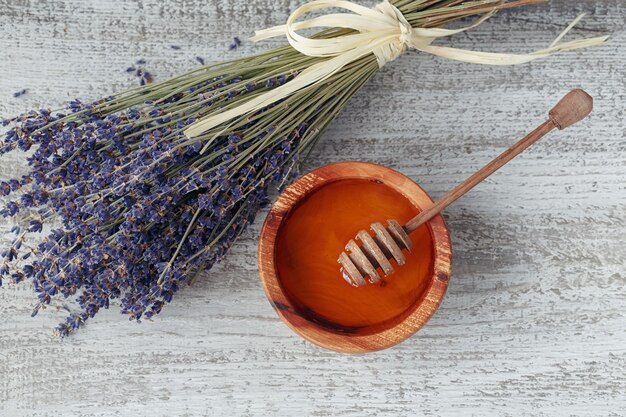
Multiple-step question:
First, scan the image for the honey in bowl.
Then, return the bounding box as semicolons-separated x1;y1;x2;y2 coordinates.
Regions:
275;179;434;332
258;162;452;353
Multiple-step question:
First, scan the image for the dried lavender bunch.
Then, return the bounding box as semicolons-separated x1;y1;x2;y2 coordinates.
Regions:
0;0;596;335
0;49;372;335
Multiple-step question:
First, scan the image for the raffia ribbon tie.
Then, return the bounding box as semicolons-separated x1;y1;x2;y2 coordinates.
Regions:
184;0;608;139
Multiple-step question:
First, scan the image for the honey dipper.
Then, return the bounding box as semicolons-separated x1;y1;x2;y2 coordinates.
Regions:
339;89;594;287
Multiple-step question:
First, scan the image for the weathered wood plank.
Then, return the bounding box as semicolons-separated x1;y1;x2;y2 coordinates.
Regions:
1;0;625;416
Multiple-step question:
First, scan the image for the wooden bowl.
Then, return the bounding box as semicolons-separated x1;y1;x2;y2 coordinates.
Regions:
258;162;452;353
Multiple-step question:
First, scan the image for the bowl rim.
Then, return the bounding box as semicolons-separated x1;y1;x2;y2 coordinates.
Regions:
257;161;452;353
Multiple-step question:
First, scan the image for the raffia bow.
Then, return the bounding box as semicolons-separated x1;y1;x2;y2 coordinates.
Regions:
184;0;608;139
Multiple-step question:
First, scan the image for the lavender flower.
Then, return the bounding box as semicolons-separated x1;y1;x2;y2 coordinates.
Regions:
0;57;332;336
229;37;242;51
127;61;154;86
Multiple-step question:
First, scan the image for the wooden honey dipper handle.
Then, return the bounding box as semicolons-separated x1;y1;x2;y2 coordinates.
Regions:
403;89;593;234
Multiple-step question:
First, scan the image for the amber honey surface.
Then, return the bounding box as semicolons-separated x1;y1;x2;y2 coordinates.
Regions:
275;179;435;332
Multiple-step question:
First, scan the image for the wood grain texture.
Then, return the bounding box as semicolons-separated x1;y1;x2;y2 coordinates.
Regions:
0;0;624;416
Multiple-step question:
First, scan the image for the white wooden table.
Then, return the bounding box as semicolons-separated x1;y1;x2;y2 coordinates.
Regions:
1;1;624;415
